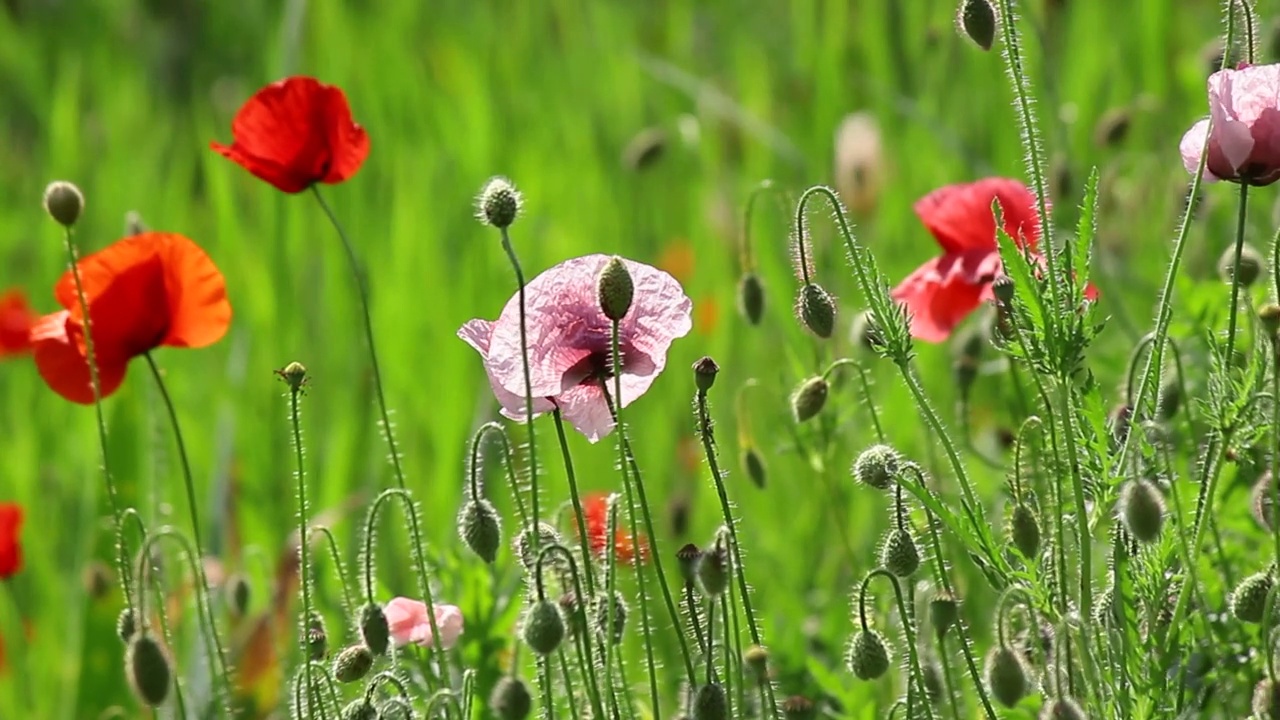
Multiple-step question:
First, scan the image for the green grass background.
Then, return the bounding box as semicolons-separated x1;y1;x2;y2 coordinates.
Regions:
0;0;1265;717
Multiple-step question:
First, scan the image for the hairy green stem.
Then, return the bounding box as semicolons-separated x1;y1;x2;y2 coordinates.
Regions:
287;382;315;715
498;225;541;549
553;411;597;594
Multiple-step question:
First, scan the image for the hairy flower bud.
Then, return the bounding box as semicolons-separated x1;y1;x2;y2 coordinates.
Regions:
126;634;172;707
1093;107;1132;148
738;273;766;326
43;180;85;227
697;542;730;598
1262;304;1280;338
522;600;566;656
333;644;374;683
790;376;829;423
853;444;900;490
781;696;816;720
477;176;522;229
742;447;767;489
598;256;635;321
490;676;533;720
459;498;502;564
1009;503;1041;560
985;646;1030;708
279;361;308;392
1119;478;1165;544
306;613;328;662
1255;472;1278;531
1156;379;1181;421
514;522;562;570
958;0;997;51
693;683;728;720
359;603;391;656
592;591;628;645
341;700;378;720
991;275;1015;305
1231;572;1275;623
796;283;837;338
929;592;959;639
744;645;769;683
116;607;138;643
846;629;891;680
880;528;920;578
226;572;251;618
1219;241;1264;287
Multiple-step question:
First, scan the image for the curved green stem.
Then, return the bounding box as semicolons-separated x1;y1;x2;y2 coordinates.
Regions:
497;225;541;553
739;180;782;272
859;569;935;720
308;526;356;617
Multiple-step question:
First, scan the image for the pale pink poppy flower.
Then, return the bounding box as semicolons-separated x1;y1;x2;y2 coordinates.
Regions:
458;254;692;442
383;597;464;649
1180;63;1280;185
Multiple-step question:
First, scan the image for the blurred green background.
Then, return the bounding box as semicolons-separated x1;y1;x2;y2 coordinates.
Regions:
0;0;1265;717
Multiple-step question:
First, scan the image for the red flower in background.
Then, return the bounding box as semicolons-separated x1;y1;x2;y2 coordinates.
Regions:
0;291;34;357
0;502;22;579
211;76;370;193
580;493;649;565
10;233;231;403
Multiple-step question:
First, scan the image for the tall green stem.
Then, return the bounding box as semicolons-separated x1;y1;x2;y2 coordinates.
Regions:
1225;183;1251;373
553;410;597;593
286;377;315;715
498;226;541;545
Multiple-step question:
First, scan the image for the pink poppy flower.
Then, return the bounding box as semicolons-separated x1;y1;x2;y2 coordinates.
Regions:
383;598;464;649
1180;63;1280;185
458;254;692;442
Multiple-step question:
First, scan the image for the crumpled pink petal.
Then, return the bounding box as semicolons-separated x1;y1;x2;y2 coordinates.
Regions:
384;597;464;650
1183;64;1280;185
458;319;556;421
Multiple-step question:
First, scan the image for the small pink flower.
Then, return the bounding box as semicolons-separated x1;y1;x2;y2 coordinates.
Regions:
458;254;692;442
383;598;464;649
1180;63;1280;186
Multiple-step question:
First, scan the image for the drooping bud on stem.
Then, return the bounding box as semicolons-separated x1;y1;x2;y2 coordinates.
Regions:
333;644;374;683
790;376;829;423
796;283;837;338
126;633;172;707
957;0;998;51
490;676;533;720
852;444;900;490
359;603;391;656
1118;478;1166;544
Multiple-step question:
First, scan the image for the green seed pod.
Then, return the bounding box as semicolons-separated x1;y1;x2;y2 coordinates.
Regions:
126;634;172;707
697;543;730;598
522;600;566;656
341;700;378;720
592;591;628;645
598;256;635;321
846;629;891;680
958;0;997;51
781;696;817;720
477;177;522;229
676;543;704;585
1231;572;1275;623
742;446;767;489
693;356;720;393
458;498;502;564
1039;697;1087;720
880;528;920;578
332;645;374;684
738;273;766;326
1219;241;1264;287
1119;478;1165;544
1254;678;1280;720
1156;380;1181;421
853;444;901;490
306;613;328;662
359;603;390;656
514;522;562;571
693;682;728;720
790;376;828;423
1009;503;1041;560
116;607;138;643
929;592;960;639
43;180;85;227
490;676;533;720
796;283;837;338
984;646;1030;708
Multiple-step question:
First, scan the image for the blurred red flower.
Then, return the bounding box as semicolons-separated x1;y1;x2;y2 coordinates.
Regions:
211;76;370;193
0;502;22;579
0;291;34;357
580;492;649;565
14;233;232;403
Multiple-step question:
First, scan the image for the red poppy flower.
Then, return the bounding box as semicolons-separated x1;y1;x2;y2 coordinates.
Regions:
891;178;1097;342
0;502;22;579
0;291;34;358
211;76;370;193
23;232;231;404
580;493;650;566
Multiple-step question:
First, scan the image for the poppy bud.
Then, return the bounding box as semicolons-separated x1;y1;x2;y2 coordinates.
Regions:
1254;678;1280;719
1254;472;1277;531
796;283;837;338
879;528;920;578
850;310;882;352
622;127;668;172
852;444;901;490
43;180;85;227
743;644;769;682
790;376;829;423
341;700;378;720
991;275;1015;305
359;603;391;656
693;356;720;393
1231;572;1275;623
279;361;308;392
1008;503;1041;560
676;543;704;585
458;498;502;564
332;644;374;683
958;0;997;50
697;542;730;598
1261;304;1280;337
742;446;767;489
1108;403;1133;445
984;645;1030;708
82;560;113;601
217;575;248;623
692;682;728;720
490;676;533;720
929;592;959;639
1040;697;1087;720
126;633;172;707
597;256;635;322
738;273;766;326
1156;380;1181;421
116;607;138;643
522;600;566;656
1120;478;1166;544
921;657;945;704
592;590;628;645
477;176;522;229
846;629;891;680
1093;107;1132;148
781;696;816;720
306;613;328;661
377;698;413;720
514;522;562;570
1219;242;1264;287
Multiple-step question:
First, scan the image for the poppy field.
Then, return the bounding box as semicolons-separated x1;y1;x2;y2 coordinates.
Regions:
4;0;1280;718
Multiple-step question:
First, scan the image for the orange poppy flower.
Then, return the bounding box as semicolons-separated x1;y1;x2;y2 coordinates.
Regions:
22;232;231;403
580;492;650;566
0;291;34;357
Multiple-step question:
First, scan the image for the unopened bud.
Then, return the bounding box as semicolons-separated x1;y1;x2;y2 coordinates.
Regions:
43;180;84;227
1156;380;1181;421
477;176;522;229
958;0;998;51
1119;478;1165;544
126;634;172;707
332;644;374;683
1009;503;1041;560
697;541;730;597
1040;697;1087;720
991;275;1015;305
592;591;628;645
359;603;391;656
743;645;769;682
82;560;112;601
693;356;720;393
226;572;251;618
850;310;881;351
306;613;328;661
796;283;837;338
880;528;920;578
1261;304;1280;337
459;498;502;564
852;444;900;490
522;600;566;656
676;543;704;585
1093;107;1132;148
278;361;308;392
1254;472;1277;531
341;700;378;720
846;629;891;680
1230;571;1274;623
738;273;766;326
693;683;728;720
790;376;829;423
929;592;959;639
597;256;635;321
985;646;1030;708
742;446;767;489
514;522;562;570
490;676;533;720
1219;242;1264;287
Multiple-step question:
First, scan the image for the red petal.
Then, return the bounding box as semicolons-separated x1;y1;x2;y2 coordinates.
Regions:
0;290;34;358
30;312;128;404
914;178;1043;254
0;502;23;580
891;255;989;342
